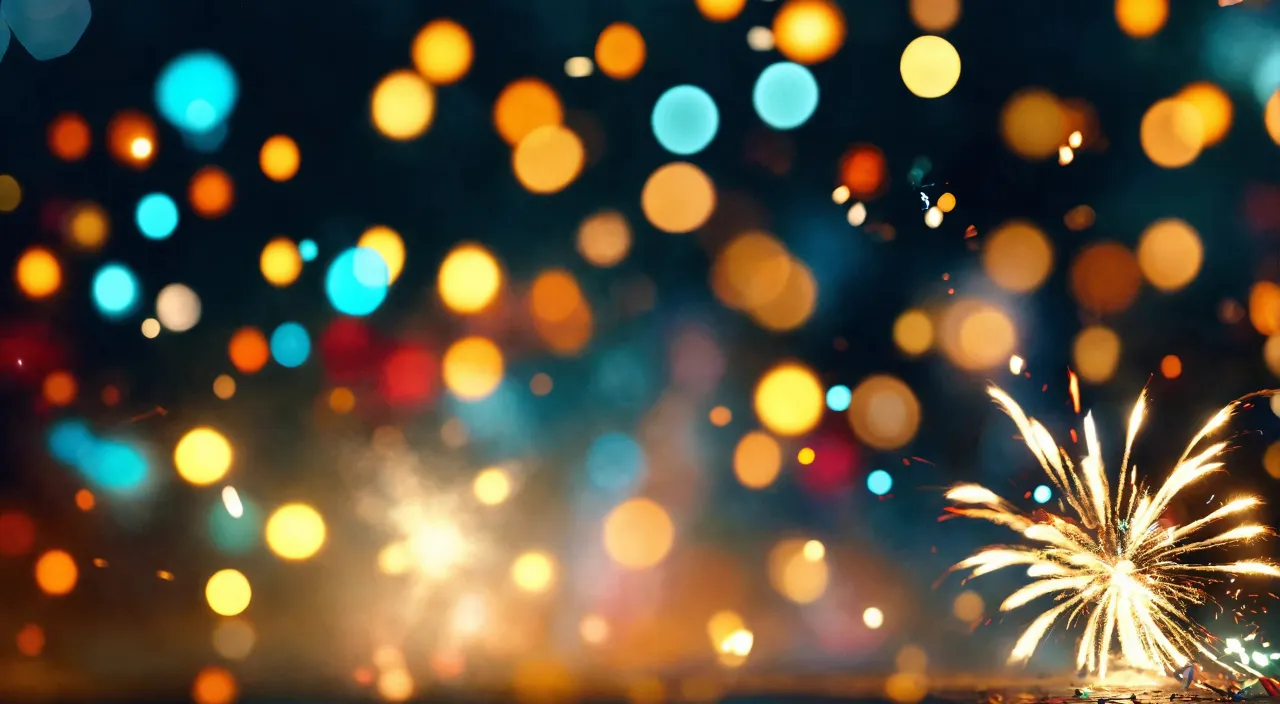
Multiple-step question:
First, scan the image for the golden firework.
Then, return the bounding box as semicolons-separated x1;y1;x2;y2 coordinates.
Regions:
947;386;1280;679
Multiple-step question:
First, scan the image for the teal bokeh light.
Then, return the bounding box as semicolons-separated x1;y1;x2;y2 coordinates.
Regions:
155;51;239;134
92;263;141;319
208;496;262;554
651;85;719;155
270;322;311;368
753;62;820;130
325;247;389;316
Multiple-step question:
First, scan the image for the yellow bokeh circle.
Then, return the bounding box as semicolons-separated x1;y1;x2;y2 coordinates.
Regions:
35;549;77;596
772;0;847;65
893;308;934;356
15;246;62;299
494;78;563;146
1266;90;1280;146
939;299;1017;371
899;35;961;99
205;568;252;617
767;538;828;604
512;124;586;194
265;503;327;561
1136;218;1202;292
1140;98;1204;169
1115;0;1167;39
437;243;502;314
260;238;303;287
442;336;505;401
411;19;473;85
734;431;783;489
982;220;1054;293
511;551;556;593
371;70;435;141
753;362;825;436
602;498;675;569
697;0;747;22
577;210;631;267
174;427;233;486
259;135;300;182
1176;82;1232;147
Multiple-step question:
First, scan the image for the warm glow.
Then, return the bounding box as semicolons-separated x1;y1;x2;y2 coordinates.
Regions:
772;0;847;65
511;551;556;593
265;503;327;561
15;246;62;300
188;166;235;218
595;23;646;80
35;549;78;596
641;162;717;234
205;568;252;617
603;498;676;569
259;135;301;182
754;362;825;436
371;70;435;141
411;19;473;85
260;237;303;287
174;427;234;486
438;244;502;314
357;225;406;284
494;78;563;146
442;336;505;401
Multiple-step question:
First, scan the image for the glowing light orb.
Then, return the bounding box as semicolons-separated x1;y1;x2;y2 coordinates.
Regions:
1033;484;1052;504
298;239;318;262
269;322;311;368
325;247;389;317
91;263;140;318
825;384;852;412
135;193;179;240
752;62;819;129
264;503;326;561
753;362;824;436
899;35;961;98
155;51;239;134
205;569;251;616
438;244;501;314
867;469;893;495
651;85;719;155
174;427;233;486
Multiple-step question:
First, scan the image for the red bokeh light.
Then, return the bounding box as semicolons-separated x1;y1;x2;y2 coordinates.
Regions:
838;144;887;200
320;318;380;383
797;431;859;495
0;511;36;557
380;345;438;409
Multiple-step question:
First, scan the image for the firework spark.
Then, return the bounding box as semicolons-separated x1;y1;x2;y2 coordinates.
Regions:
947;386;1280;679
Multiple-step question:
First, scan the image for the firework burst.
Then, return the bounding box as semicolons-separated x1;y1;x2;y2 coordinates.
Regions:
947;386;1280;679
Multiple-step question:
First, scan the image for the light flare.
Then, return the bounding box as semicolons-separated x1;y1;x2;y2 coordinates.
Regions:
947;385;1278;679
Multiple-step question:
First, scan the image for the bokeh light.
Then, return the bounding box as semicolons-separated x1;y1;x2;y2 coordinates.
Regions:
1033;485;1052;504
155;51;239;134
772;0;846;65
1140;98;1204;169
92;263;141;319
442;336;504;401
1136;218;1203;292
753;62;819;130
899;35;961;98
371;70;435;141
156;283;202;333
982;220;1054;293
211;619;256;660
411;19;473;85
1115;0;1167;39
839;145;888;199
188;167;234;219
494;78;563;146
16;246;62;299
357;226;406;284
754;362;825;436
910;0;961;32
174;427;233;486
192;666;237;704
259;135;300;182
325;247;389;316
107;110;158;168
1161;354;1182;379
767;538;829;604
734;431;783;489
135;192;179;240
438;244;502;314
577;210;631;267
260;238;303;288
938;299;1017;371
42;371;77;407
511;551;556;593
1069;242;1142;314
48;112;91;161
697;0;747;21
205;569;252;617
595;22;646;80
603;498;675;569
651;85;720;156
264;503;326;561
65;201;110;251
35;549;77;596
513;124;586;194
0;512;35;557
1073;325;1122;384
213;374;236;400
473;467;512;506
826;384;852;412
1000;89;1065;160
1176;82;1232;147
893;309;934;356
270;322;311;368
641;162;717;234
867;469;893;496
229;327;270;374
847;375;921;450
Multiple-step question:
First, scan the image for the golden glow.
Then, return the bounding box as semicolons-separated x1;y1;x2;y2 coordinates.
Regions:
437;244;502;314
259;135;301;182
982;220;1054;293
641;162;717;234
1140;98;1204;169
947;385;1279;678
260;238;303;287
34;549;77;595
473;467;512;506
577;210;631;267
174;427;233;486
1000;89;1066;161
772;0;847;65
753;362;825;436
512;124;585;194
411;19;473;85
846;375;921;450
205;569;252;617
1072;325;1122;384
899;35;961;98
603;498;675;569
1175;82;1232;147
15;246;62;299
189;166;234;218
893;309;934;356
1115;0;1167;38
265;503;327;561
511;551;556;593
1136;218;1203;292
442;336;504;401
697;0;747;21
734;431;783;489
371;70;435;141
494;78;563;146
595;23;646;80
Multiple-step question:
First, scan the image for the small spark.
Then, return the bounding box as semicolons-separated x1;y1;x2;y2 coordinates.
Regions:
157;570;174;581
1058;145;1074;165
1009;355;1025;375
1068;370;1080;413
1068;131;1083;149
222;486;243;518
